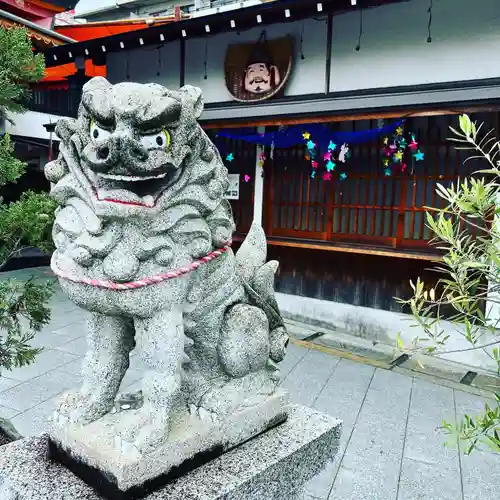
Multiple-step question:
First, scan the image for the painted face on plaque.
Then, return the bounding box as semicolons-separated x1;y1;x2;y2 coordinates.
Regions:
243;45;281;95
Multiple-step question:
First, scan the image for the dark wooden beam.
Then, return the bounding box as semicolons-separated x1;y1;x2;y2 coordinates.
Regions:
324;12;333;95
180;37;186;87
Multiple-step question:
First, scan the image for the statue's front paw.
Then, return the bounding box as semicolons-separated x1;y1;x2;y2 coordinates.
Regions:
113;405;169;456
54;391;114;426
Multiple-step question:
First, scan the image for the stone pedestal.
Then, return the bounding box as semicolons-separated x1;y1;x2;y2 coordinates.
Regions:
48;391;290;497
0;405;341;500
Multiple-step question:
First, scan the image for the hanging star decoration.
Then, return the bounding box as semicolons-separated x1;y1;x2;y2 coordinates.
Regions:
380;122;424;175
414;150;425;161
340;172;348;180
303;131;321;177
393;150;403;162
244;174;251;182
408;136;418;150
226;152;234;162
303;132;350;181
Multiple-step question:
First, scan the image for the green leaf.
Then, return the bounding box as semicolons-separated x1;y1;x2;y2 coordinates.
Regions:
396;332;405;350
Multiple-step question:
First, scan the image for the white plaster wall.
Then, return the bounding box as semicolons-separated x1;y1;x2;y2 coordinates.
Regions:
106;41;181;89
277;292;498;372
330;0;500;92
6;111;62;141
184;17;328;103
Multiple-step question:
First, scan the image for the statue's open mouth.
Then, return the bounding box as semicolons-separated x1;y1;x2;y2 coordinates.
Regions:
90;170;173;208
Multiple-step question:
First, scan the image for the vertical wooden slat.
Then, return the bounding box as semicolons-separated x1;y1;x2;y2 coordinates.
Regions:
297;164;304;230
419;118;431;240
265;148;274;236
312;173;320;231
305;173;311;232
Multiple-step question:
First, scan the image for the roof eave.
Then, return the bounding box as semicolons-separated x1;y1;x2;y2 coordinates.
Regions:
42;0;411;67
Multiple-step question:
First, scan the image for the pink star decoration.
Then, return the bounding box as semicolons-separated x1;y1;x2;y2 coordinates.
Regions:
322;172;332;181
311;160;319;169
323;151;331;161
244;175;251;182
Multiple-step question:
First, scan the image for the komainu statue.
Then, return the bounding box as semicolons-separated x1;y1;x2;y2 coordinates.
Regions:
45;77;289;495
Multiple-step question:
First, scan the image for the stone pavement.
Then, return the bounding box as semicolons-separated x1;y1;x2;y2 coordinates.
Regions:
1;269;499;499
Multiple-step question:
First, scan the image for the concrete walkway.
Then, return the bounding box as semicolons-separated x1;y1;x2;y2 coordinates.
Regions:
0;271;499;499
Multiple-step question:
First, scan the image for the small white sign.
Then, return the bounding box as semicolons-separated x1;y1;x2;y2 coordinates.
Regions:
225;174;240;200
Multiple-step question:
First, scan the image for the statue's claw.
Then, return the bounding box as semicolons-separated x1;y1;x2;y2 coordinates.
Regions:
54;390;114;426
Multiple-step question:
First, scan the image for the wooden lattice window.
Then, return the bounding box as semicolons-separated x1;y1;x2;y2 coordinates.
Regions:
264;112;498;250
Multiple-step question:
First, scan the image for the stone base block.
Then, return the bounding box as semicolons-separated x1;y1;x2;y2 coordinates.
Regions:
0;405;341;500
48;391;289;498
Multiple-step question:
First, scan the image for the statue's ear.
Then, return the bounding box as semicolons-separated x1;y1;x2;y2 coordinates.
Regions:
82;76;112;94
179;85;204;119
55;117;78;142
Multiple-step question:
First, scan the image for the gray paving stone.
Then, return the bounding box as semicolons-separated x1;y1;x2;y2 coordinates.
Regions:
329;369;412;500
0;404;20;420
454;391;500;500
0;376;22;392
55;337;88;356
49;318;87;337
306;359;374;499
461;449;500;500
0;368;81;413
281;349;340;407
329;460;400;500
397;457;463;500
28;329;76;349
9;396;59;437
404;379;460;469
58;358;83;376
278;342;309;379
0;379;60;414
5;349;79;382
31;368;82;394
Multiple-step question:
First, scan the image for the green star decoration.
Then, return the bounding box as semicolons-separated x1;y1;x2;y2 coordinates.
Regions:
226;153;234;162
326;161;336;172
414;150;425;161
328;141;337;151
340;172;347;180
307;140;315;150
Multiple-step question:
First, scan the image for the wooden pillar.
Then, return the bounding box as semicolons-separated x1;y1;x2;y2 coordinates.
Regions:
253;126;265;226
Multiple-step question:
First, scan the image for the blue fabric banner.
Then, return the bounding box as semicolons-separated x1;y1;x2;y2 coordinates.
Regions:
215;120;405;151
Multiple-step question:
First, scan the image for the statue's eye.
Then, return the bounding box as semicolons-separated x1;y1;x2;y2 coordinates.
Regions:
140;129;170;150
90;121;111;143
